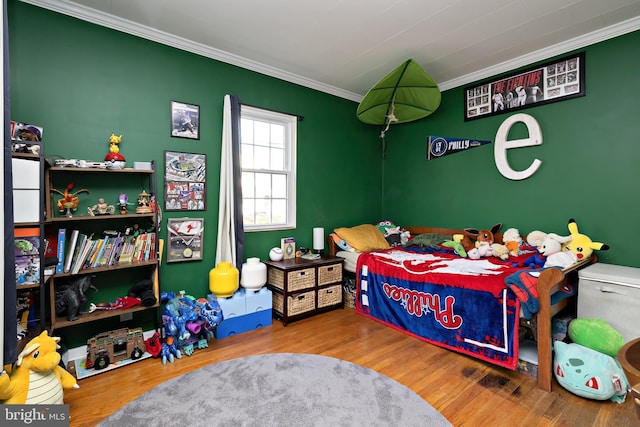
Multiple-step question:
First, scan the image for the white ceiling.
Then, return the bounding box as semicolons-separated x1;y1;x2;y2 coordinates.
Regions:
22;0;640;102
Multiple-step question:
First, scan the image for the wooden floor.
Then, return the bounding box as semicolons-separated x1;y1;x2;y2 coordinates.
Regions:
65;308;638;427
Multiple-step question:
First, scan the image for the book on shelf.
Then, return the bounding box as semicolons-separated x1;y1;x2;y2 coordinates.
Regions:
68;233;87;274
281;237;296;260
91;239;104;268
72;238;94;275
63;230;80;273
84;239;101;269
107;234;122;266
92;236;108;267
131;234;146;262
98;237;116;267
118;241;135;265
55;228;66;274
146;232;156;261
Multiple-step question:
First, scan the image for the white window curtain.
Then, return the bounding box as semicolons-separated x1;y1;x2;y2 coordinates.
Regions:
215;94;244;269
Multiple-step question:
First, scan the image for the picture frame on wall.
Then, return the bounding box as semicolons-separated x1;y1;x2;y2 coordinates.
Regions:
464;52;585;121
171;100;200;139
167;218;204;263
164;150;206;212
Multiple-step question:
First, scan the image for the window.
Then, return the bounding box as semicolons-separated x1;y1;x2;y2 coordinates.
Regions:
241;106;296;231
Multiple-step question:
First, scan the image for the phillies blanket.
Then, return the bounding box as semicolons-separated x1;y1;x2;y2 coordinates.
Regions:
355;248;523;369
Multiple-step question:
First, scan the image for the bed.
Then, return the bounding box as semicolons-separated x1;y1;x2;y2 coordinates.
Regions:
328;225;596;392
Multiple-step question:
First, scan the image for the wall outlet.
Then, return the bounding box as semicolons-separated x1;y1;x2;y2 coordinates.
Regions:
120;312;133;322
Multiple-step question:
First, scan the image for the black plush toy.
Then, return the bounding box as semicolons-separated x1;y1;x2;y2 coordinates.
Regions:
128;279;157;307
55;276;97;321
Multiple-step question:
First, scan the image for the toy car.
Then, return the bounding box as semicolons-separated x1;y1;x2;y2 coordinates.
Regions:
85;327;146;370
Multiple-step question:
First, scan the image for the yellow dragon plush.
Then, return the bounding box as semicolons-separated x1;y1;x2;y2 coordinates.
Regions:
0;331;79;404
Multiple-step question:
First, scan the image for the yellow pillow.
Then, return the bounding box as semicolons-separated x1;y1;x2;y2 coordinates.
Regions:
334;224;390;252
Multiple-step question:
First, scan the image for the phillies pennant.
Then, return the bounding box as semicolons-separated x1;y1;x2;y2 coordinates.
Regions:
427;135;492;160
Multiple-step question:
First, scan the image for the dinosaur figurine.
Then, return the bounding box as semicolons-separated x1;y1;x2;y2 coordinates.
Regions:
0;331;79;404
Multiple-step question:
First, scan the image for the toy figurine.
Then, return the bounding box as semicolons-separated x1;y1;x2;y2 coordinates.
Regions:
88;198;115;216
104;133;126;169
50;183;89;217
119;193;128;214
136;190;152;214
54;276;98;321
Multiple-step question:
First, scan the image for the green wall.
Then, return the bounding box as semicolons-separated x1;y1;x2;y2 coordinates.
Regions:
383;30;640;268
8;2;381;344
8;2;640;345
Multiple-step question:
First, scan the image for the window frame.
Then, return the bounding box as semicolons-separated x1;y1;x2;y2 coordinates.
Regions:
240;105;297;232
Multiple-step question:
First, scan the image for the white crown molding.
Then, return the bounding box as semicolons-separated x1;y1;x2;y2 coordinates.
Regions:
439;16;640;92
19;0;364;102
18;0;640;102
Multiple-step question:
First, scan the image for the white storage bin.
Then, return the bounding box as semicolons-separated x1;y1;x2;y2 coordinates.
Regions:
578;263;640;342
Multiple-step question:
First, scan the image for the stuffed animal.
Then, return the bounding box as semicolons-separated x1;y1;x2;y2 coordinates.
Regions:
464;223;502;247
568;318;624;357
0;331;79;404
515;231;548;268
502;228;523;256
562;218;609;261
442;240;467;257
554;341;629;403
376;220;405;247
491;243;509;260
541;233;577;269
463;223;502;259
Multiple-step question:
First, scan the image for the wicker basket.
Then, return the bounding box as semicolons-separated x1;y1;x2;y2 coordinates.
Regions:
273;290;316;316
268;267;316;292
343;287;355;309
318;263;342;286
318;284;342;308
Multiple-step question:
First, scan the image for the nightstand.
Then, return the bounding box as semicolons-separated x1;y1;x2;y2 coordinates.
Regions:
264;256;344;326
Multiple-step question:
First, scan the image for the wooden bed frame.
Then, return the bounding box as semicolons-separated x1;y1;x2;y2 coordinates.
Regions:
328;225;596;392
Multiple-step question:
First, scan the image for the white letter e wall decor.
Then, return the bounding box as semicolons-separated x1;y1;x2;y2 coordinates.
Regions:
494;113;542;180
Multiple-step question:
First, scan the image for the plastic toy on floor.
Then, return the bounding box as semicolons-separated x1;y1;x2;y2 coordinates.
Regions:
161;336;181;365
0;331;79;404
159;291;223;362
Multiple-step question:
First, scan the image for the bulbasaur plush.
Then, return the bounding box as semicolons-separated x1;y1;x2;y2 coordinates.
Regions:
553;341;629;403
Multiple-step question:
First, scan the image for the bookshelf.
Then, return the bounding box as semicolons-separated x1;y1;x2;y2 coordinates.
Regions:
12;143;47;344
44;162;161;332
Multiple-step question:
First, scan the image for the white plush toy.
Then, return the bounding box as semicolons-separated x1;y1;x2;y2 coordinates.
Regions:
502;228;523;256
526;230;547;249
541;233;577;269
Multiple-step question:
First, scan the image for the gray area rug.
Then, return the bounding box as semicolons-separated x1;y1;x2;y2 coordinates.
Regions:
97;353;451;427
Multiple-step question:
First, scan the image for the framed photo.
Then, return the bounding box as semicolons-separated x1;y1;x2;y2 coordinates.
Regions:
164;151;206;212
171;100;200;139
464;52;585;121
167;218;204;263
